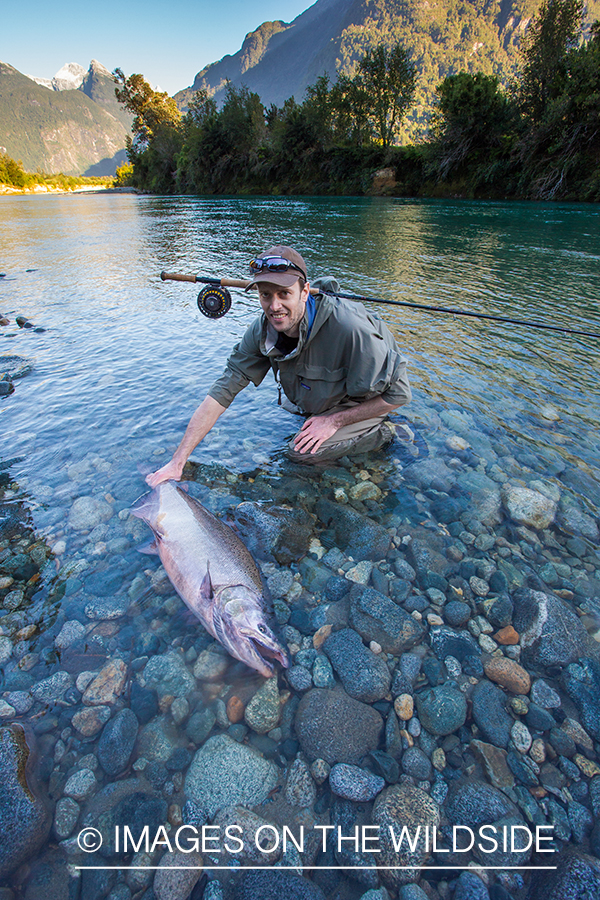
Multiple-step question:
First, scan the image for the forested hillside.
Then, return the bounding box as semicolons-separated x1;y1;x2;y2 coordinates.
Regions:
174;0;600;137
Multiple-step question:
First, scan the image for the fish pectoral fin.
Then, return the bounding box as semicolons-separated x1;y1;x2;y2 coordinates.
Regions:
137;539;160;556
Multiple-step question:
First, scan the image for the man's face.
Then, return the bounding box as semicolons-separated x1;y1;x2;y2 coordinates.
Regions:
258;279;309;338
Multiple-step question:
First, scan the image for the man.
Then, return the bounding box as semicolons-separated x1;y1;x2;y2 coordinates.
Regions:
147;245;411;487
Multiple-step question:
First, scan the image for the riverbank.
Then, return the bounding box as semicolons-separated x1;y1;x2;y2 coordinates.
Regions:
0;184;140;196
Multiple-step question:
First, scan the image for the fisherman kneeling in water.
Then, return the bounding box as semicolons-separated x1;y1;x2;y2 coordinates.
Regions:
147;245;411;486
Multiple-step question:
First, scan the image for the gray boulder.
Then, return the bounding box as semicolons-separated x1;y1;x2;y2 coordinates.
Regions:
525;850;600;900
295;688;383;765
184;734;279;818
235;502;314;565
0;725;52;880
315;499;392;561
349;586;425;654
513;589;599;669
323;628;391;702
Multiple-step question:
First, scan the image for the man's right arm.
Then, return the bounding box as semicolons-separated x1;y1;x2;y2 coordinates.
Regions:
145;395;227;487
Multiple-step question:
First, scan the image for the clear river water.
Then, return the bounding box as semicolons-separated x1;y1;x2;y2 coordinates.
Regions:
0;193;599;899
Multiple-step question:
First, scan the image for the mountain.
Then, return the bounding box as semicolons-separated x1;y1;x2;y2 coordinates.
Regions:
0;60;131;176
175;0;600;136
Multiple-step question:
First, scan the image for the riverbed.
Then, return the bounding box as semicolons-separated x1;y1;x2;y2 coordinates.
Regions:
0;194;599;900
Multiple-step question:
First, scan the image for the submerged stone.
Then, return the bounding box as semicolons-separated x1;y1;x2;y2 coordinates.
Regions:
0;725;52;880
295;688;383;765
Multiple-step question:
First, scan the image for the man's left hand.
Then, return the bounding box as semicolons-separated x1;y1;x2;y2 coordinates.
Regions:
293;415;339;455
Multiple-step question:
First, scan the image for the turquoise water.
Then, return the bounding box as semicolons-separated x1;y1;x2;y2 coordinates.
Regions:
1;193;600;895
2;195;599;484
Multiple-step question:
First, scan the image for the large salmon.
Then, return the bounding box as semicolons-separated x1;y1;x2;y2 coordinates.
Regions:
131;481;288;677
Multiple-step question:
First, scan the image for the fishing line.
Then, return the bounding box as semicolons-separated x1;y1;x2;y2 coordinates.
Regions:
160;271;600;340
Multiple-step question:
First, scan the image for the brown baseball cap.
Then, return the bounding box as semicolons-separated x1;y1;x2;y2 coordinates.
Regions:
246;245;308;289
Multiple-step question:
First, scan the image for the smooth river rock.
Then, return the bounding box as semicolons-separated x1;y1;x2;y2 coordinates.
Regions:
372;783;440;889
513;589;599;670
0;725;52;880
323;628;391;702
501;484;557;530
295;688;383;765
184;734;279;817
349;586;425;654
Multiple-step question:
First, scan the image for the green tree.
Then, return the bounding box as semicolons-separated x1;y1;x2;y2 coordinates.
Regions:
515;20;600;198
113;68;181;151
432;72;519;180
353;44;417;146
518;0;585;122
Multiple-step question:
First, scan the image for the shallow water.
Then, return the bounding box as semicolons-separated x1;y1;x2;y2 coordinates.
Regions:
1;193;600;896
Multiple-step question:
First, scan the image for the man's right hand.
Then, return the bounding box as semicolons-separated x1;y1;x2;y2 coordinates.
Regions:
146;458;184;488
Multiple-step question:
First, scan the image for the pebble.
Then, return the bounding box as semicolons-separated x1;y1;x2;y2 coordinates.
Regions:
82;658;127;705
295;689;383;765
0;701;14;718
501;484;557;530
401;746;433;781
310;759;330;784
394;694;414;721
53;797;80;840
494;625;519;645
484;657;531;694
142;651;194;697
284;757;317;807
573;754;600;777
153;850;203;900
312;654;335;688
31;671;73;702
345;560;374;585
244;677;281;734
193;648;230;682
511;720;533;753
531;679;561;709
530;738;546;764
54;620;86;650
470;576;490;597
72;705;112;737
329;762;385;801
287;666;313;692
471;680;512;748
98;708;139;775
416;683;468;736
4;691;33;715
323;628;391;703
64;768;96;801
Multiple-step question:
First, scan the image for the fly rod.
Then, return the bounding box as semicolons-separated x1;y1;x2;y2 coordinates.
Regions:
160;271;600;339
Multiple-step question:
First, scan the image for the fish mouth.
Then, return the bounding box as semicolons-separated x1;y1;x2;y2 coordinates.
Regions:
239;629;289;677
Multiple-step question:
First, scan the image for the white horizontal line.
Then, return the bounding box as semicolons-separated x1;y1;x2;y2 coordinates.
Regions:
75;865;558;871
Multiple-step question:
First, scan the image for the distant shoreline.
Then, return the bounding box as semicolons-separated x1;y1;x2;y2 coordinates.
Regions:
0;184;137;197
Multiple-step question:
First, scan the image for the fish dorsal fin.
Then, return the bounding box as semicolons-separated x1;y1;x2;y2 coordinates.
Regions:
200;563;213;601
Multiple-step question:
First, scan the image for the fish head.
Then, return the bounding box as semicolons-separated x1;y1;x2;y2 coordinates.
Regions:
215;586;289;678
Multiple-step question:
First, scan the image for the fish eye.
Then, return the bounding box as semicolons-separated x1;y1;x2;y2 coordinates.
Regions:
258;624;267;633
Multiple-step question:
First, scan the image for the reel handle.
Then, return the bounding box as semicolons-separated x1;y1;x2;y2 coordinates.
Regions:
161;271;251;289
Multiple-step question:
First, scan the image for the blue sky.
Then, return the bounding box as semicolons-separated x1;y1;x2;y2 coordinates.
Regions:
3;0;314;95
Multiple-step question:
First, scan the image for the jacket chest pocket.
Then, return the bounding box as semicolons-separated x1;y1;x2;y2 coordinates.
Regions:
281;364;349;414
298;364;348;383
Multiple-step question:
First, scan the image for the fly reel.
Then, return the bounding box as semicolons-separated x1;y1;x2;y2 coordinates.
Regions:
197;285;232;319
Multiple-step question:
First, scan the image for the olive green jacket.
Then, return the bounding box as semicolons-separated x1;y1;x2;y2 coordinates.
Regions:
208;285;411;416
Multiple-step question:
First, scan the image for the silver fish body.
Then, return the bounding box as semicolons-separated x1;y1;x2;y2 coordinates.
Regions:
131;481;288;677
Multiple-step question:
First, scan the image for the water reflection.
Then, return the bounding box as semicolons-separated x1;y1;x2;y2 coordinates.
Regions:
0;194;599;897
